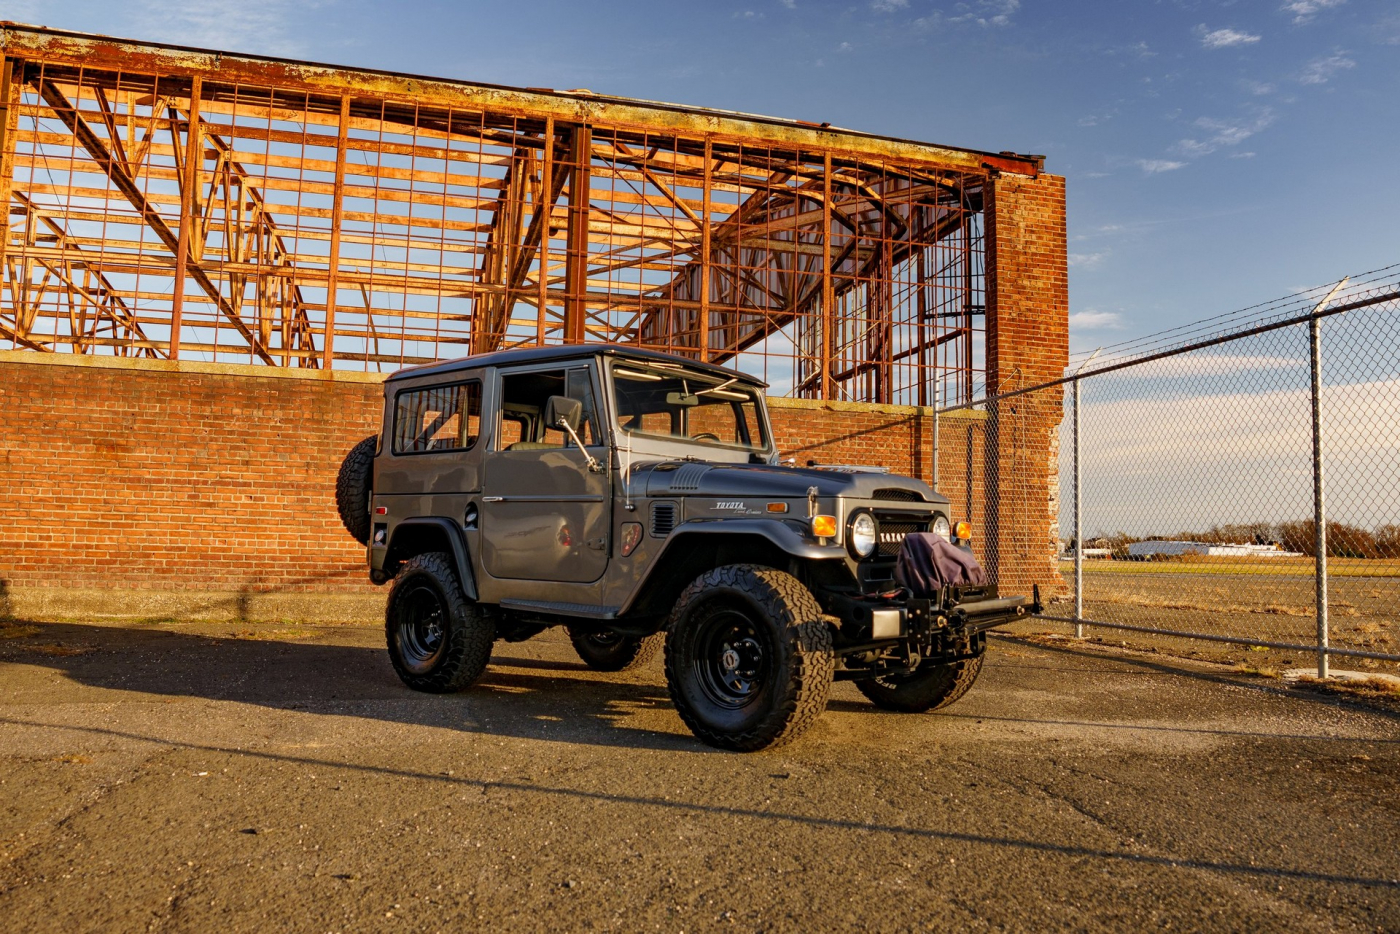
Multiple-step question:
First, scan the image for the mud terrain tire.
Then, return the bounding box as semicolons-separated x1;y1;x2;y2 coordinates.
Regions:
567;628;665;672
385;552;494;693
855;653;984;713
336;434;377;545
664;564;834;752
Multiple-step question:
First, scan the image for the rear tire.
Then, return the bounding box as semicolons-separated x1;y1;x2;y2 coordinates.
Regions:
664;564;834;752
336;435;377;545
385;552;494;693
855;653;984;713
567;627;664;672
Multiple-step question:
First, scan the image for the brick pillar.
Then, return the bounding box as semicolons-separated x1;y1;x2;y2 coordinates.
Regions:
984;172;1070;596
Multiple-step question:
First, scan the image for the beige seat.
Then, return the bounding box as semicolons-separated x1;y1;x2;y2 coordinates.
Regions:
507;441;561;451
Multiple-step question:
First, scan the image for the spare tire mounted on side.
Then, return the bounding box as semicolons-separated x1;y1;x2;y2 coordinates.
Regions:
336;434;377;545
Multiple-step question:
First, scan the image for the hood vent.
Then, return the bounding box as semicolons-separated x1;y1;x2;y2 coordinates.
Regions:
669;463;712;492
650;501;678;537
874;488;925;502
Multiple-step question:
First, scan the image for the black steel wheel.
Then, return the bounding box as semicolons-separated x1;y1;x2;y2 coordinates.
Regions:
664;564;834;752
566;627;664;672
385;552;494;693
855;653;984;713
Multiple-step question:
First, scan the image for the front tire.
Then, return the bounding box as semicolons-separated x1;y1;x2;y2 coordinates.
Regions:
385;553;494;693
567;627;664;672
664;565;834;752
855;653;984;713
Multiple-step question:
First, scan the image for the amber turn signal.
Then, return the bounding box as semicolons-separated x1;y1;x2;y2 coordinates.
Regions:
954;521;973;541
811;515;838;538
766;502;788;513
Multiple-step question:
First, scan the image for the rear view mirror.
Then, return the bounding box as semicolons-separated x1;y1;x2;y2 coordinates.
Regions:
545;395;583;432
544;395;600;473
665;391;699;407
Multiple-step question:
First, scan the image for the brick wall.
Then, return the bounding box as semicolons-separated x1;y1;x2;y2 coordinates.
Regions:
984;172;1071;596
0;354;1000;620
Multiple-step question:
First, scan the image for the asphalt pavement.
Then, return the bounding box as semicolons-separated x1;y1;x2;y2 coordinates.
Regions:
1;619;1397;932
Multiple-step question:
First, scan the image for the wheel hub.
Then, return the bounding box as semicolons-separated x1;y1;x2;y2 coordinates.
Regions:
694;609;769;709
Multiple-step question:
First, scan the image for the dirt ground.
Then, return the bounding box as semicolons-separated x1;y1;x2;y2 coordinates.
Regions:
2;618;1399;933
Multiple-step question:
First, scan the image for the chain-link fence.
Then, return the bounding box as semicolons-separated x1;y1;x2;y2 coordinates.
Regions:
941;265;1400;676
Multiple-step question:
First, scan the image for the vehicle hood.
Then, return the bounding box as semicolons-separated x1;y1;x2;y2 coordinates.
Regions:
638;461;946;504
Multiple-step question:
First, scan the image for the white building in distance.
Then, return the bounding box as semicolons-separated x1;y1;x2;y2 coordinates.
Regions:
1127;540;1302;559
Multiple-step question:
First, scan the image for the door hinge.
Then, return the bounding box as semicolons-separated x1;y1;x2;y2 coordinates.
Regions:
586;536;608;551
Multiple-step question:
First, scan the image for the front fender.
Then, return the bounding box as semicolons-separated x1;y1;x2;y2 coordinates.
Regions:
662;518;848;560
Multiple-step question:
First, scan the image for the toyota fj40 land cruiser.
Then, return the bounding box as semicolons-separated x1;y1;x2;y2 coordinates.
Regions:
337;345;1037;751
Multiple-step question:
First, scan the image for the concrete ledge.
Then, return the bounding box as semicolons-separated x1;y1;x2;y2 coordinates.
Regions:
1;586;386;624
0;349;388;384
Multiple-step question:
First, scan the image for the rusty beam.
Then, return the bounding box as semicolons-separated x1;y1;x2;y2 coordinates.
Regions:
169;76;201;358
0;25;1043;178
563;125;591;344
321;94;350;369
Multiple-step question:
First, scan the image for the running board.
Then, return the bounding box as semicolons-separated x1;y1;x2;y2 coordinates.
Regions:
499;599;620;620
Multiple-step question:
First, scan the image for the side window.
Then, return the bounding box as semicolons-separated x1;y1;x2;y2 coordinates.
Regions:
393;381;481;454
497;367;599;451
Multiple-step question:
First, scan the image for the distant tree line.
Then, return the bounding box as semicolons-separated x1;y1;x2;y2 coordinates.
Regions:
1072;521;1400;560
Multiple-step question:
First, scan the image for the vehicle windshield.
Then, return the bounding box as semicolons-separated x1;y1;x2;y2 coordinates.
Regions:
609;360;769;453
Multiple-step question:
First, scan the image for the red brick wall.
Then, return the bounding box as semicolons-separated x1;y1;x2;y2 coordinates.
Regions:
1;355;383;599
985;172;1071;595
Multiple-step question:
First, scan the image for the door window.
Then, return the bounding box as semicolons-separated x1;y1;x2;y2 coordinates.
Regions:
496;367;600;450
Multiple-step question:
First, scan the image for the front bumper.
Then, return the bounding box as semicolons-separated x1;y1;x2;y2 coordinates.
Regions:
828;584;1041;647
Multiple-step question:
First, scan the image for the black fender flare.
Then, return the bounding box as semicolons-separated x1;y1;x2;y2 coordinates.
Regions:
619;518;848;616
385;517;479;602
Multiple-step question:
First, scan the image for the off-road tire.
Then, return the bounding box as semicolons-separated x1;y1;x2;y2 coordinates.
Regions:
336;434;377;545
855;653;984;713
385;552;494;693
664;564;834;752
567;627;665;672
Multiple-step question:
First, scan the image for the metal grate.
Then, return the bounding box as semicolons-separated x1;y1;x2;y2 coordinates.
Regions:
875;518;926;557
650;501;678;537
874;488;924;502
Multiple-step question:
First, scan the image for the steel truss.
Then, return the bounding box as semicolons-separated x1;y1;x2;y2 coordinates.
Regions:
0;25;1042;405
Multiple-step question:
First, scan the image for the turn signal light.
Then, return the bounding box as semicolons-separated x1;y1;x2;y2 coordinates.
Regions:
619;522;643;557
811;515;837;538
955;521;973;541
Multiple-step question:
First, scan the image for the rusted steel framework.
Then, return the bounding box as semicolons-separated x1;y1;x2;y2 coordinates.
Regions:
0;25;1041;405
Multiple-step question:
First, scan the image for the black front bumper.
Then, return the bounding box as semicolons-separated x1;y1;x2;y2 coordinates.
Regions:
826;584;1041;651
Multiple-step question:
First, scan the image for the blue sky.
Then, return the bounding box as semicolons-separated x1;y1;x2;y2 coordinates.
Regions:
7;0;1398;353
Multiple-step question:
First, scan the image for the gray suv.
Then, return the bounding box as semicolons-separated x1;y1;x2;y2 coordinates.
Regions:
337;345;1034;750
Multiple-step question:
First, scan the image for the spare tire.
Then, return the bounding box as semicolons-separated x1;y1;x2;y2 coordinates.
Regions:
336;434;377;545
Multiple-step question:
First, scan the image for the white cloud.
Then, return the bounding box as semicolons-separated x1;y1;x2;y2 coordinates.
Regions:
1230;151;1257;159
837;41;854;52
949;0;1020;28
778;0;797;7
1281;0;1345;25
1243;79;1276;96
1300;52;1356;84
1137;159;1186;174
136;0;326;57
872;0;909;11
734;9;763;18
1174;110;1275;158
1069;252;1110;270
1197;26;1263;49
1069;310;1122;329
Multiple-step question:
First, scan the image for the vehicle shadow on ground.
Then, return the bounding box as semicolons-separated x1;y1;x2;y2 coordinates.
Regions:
0;620;704;753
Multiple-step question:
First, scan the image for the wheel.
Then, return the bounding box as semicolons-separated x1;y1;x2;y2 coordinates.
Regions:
664;564;834;752
855;653;984;713
567;627;665;672
385;552;494;693
336;434;377;545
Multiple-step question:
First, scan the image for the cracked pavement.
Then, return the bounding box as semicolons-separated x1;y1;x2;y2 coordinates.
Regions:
1;619;1398;932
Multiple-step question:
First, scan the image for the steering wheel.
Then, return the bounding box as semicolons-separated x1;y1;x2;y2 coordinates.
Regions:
691;432;721;442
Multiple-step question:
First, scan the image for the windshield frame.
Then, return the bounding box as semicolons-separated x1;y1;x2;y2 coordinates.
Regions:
604;358;774;458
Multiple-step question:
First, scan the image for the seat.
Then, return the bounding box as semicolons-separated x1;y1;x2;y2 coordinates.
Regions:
507;441;561;451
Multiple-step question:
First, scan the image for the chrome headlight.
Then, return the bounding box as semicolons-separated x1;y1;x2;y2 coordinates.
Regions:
850;512;877;557
932;515;951;541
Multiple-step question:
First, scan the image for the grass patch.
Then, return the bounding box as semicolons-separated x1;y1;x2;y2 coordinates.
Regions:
0;621;41;639
1232;664;1280;679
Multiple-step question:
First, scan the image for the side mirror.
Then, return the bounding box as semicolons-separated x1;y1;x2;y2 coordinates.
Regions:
545;395;583;432
544;394;601;473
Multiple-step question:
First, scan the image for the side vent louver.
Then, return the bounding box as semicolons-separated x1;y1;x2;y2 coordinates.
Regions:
650;502;678;537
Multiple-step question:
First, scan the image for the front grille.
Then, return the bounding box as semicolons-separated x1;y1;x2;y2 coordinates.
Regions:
875;518;926;557
873;488;924;502
650;501;678;537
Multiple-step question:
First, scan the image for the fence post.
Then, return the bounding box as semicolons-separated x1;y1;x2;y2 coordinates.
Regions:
1073;376;1083;638
1310;315;1329;679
